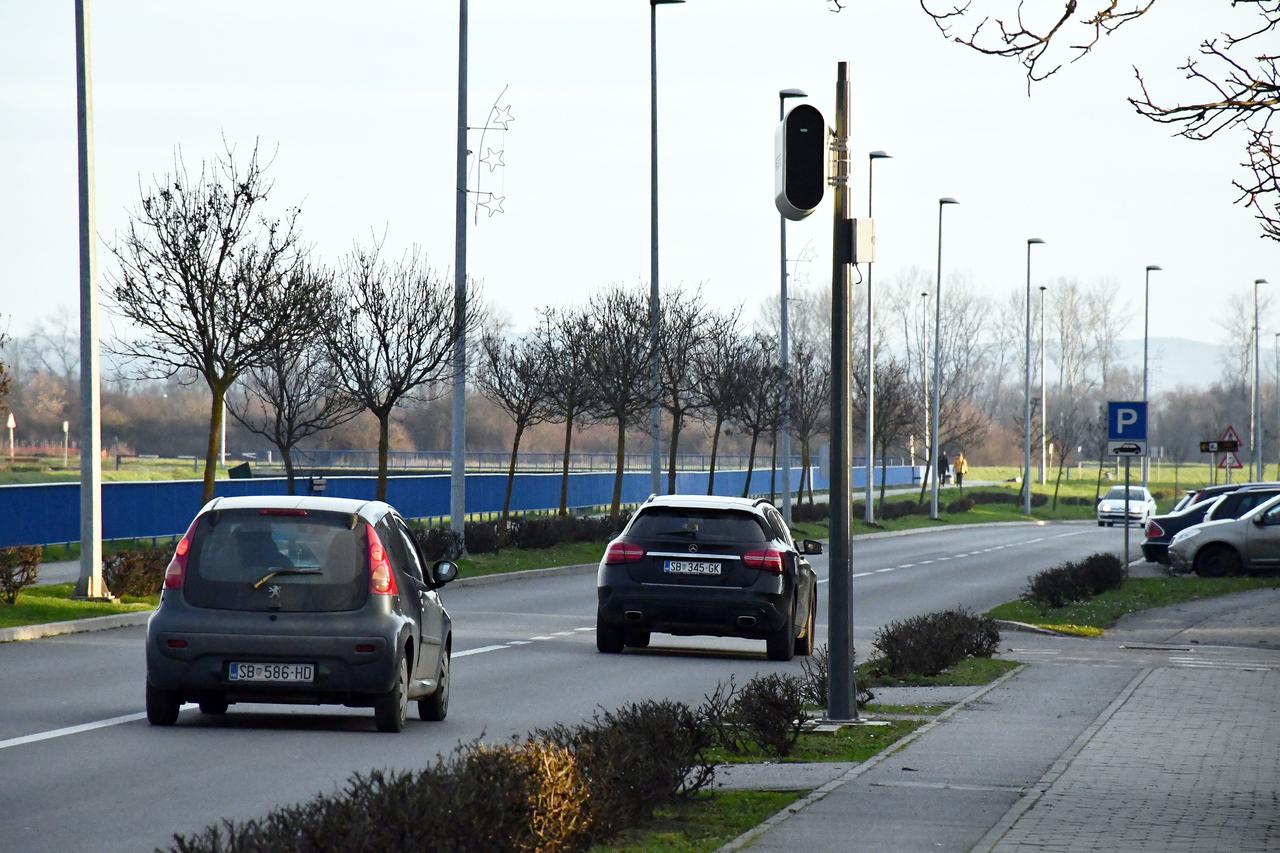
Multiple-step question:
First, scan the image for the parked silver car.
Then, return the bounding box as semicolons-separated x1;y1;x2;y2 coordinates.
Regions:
1167;492;1280;576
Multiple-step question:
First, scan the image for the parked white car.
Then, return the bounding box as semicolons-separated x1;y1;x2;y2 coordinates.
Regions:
1096;485;1157;527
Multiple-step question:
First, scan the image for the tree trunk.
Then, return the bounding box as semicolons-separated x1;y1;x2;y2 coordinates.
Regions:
878;436;890;514
918;448;932;505
558;413;575;516
1094;443;1106;504
707;414;723;495
803;440;813;505
769;427;777;503
610;418;627;521
283;444;296;496
1052;450;1069;510
376;411;391;502
201;382;227;504
502;424;524;526
667;409;682;495
742;429;760;498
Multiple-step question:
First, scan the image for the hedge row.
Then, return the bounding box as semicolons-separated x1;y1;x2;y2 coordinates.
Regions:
1021;552;1125;612
870;608;1001;678
412;512;632;560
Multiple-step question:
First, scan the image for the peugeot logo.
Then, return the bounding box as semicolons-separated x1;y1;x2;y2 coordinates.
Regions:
689;544;698;553
267;584;281;599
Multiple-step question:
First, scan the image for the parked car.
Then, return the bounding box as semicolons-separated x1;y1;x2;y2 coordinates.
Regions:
145;496;458;733
1096;485;1157;527
595;494;821;661
1167;492;1280;576
1141;485;1280;564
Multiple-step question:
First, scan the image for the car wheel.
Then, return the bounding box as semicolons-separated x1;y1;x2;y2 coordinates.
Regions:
375;654;409;733
418;648;449;722
624;628;651;649
1195;545;1241;578
146;682;181;726
1097;521;1105;527
596;620;625;654
794;593;816;657
766;598;797;662
198;697;228;716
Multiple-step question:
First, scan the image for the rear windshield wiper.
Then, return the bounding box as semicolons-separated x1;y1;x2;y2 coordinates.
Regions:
253;568;322;589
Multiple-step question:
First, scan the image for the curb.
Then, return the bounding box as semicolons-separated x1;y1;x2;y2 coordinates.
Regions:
716;662;1030;852
0;610;152;644
451;562;598;587
994;619;1073;637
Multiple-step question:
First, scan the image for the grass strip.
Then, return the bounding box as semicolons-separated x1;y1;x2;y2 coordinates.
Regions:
859;656;1020;688
706;718;922;765
0;583;157;630
594;790;804;853
987;576;1280;630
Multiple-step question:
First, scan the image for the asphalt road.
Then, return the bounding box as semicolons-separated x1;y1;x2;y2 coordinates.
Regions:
0;521;1117;853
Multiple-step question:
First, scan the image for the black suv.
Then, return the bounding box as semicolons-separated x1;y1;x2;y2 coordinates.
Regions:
1144;484;1280;564
145;496;457;732
595;495;821;661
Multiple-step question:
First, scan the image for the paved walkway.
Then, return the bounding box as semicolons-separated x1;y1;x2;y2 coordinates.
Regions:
721;588;1280;852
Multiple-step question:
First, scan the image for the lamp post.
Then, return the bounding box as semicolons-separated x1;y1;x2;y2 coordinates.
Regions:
1254;278;1268;480
1039;283;1048;486
929;198;958;519
1142;265;1161;486
864;150;891;523
1023;238;1044;514
450;0;469;539
778;86;806;522
649;0;685;496
920;290;930;478
1274;331;1279;481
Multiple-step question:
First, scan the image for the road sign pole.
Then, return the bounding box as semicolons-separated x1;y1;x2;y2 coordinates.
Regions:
1124;456;1130;571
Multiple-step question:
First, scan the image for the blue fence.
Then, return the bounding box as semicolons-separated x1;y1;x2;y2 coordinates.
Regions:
0;463;920;548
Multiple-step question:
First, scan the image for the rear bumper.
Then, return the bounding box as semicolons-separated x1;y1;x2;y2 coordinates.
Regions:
1141;542;1169;564
1098;510;1146;524
597;569;791;639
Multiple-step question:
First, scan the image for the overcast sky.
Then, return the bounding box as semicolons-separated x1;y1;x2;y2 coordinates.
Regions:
0;1;1272;346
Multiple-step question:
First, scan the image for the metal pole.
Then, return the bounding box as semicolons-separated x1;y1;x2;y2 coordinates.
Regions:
827;61;857;722
1274;332;1279;481
865;152;890;523
1023;240;1041;515
778;89;805;523
648;2;662;496
921;291;929;483
450;0;468;538
1039;285;1047;485
73;0;105;600
1124;456;1131;569
929;199;954;520
1254;279;1265;480
1142;269;1150;486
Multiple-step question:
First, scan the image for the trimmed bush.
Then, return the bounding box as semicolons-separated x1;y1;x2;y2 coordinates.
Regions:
1022;552;1125;611
102;547;170;597
464;520;502;554
967;491;1048;508
791;501;828;523
946;497;976;514
1075;552;1125;596
0;545;41;605
414;525;465;562
872;608;1001;678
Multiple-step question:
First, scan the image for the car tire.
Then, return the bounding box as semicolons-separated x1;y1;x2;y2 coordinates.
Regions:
597;620;625;654
766;598;797;662
198;697;228;716
1097;521;1105;527
374;654;409;733
418;648;449;722
624;628;651;649
794;593;816;657
146;682;181;726
1195;545;1241;578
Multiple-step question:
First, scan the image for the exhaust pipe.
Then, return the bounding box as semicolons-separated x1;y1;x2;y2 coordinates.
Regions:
624;610;644;622
737;615;757;627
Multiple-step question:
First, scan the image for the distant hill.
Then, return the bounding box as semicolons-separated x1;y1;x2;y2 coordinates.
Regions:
1116;337;1237;394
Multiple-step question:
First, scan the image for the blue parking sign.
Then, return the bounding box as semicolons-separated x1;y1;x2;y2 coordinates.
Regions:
1107;401;1147;442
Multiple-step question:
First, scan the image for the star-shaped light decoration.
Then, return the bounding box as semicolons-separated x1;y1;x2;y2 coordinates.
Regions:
477;194;506;217
491;105;515;130
481;148;506;173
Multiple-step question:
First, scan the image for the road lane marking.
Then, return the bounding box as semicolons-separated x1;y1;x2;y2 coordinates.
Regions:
899;563;914;568
0;708;191;751
454;644;508;658
875;568;894;573
551;631;575;637
530;635;555;641
507;640;532;646
573;627;594;632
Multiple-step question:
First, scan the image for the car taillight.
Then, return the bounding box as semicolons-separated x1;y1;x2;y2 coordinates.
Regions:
743;549;786;574
1146;521;1164;539
603;541;645;565
366;524;399;596
163;519;198;590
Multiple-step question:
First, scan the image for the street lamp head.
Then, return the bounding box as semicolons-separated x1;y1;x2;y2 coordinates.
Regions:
869;150;892;160
1039;285;1048;293
779;88;807;99
939;197;958;206
1146;265;1162;272
1256;278;1269;285
651;0;686;4
1027;237;1045;245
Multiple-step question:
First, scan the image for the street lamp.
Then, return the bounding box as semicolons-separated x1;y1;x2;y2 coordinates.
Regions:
1039;283;1048;486
1023;238;1044;514
920;290;930;476
649;0;685;495
1274;331;1279;481
930;197;958;519
1254;277;1268;480
1142;265;1161;486
864;150;892;523
778;86;806;522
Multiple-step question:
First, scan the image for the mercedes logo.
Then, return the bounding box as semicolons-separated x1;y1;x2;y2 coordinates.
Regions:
267;584;281;599
688;544;698;553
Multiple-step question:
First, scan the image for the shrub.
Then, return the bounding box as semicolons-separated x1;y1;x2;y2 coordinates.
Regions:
102;547;170;597
967;491;1047;508
791;502;828;523
799;644;874;711
1075;552;1125;596
465;520;502;554
946;497;976;514
0;545;41;605
732;673;807;757
872;608;1001;678
1021;564;1089;611
414;525;465;562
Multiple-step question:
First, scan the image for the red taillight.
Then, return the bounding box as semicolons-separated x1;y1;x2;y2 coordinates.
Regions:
604;541;645;565
743;549;786;574
260;508;308;517
366;524;399;596
355;643;376;654
1146;521;1164;539
163;519;198;590
166;638;188;649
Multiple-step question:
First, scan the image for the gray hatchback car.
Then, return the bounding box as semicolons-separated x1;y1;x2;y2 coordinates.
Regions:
145;496;457;732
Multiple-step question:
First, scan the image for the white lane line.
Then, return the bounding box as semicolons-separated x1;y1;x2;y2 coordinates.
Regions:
898;563;914;568
507;640;532;646
530;636;555;641
936;557;951;562
875;568;894;573
0;707;193;751
853;571;874;578
573;627;594;632
454;644;508;658
551;631;575;637
919;560;934;565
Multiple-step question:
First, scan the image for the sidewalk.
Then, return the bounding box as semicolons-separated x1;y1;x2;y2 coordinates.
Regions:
720;588;1280;852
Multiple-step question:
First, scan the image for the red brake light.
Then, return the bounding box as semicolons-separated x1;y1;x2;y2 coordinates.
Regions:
260;508;308;517
743;549;786;574
366;524;399;596
1146;521;1164;539
604;541;645;565
163;519;199;590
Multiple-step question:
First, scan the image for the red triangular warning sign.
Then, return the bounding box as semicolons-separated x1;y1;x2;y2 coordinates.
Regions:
1218;451;1244;469
1222;425;1243;446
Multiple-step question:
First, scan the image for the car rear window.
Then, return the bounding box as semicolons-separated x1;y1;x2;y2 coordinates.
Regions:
183;509;368;612
627;508;768;544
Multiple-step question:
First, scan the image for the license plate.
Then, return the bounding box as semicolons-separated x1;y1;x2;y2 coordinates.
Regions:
228;662;315;683
663;559;721;576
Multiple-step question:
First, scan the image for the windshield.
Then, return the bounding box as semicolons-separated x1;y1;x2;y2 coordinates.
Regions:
1104;487;1146;500
627;508;768;544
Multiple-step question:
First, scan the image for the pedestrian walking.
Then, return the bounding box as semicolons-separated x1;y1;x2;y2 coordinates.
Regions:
956;452;969;490
938;450;950;485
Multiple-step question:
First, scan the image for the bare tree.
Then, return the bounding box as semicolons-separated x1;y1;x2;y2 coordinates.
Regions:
323;241;477;501
476;330;552;526
789;339;832;505
691;317;749;495
659;289;713;494
107;143;323;502
868;358;916;512
534;307;599;515
733;333;782;499
583;285;656;521
0;326;10;413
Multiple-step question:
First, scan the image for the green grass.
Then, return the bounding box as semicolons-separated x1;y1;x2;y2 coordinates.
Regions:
859;656;1020;688
594;790;803;853
706;718;922;765
458;540;606;577
0;455;222;486
987;575;1280;631
0;583;157;630
866;702;953;716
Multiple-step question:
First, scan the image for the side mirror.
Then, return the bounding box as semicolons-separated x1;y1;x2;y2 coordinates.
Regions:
802;539;824;556
431;560;459;586
1254;515;1267;527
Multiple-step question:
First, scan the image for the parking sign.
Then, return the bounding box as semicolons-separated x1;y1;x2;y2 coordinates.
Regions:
1107;401;1147;456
